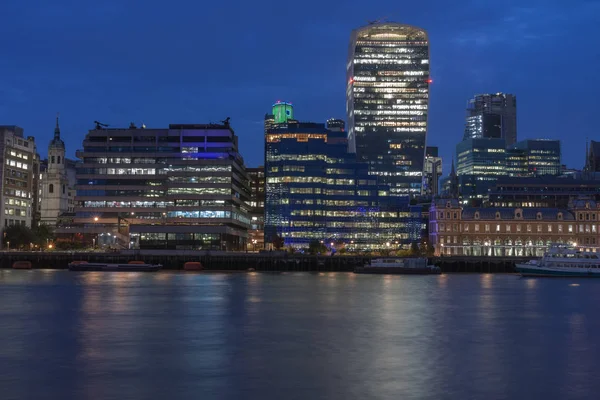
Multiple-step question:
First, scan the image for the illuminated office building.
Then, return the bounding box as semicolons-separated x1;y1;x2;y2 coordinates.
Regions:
456;138;506;205
72;122;251;250
264;120;422;250
346;23;430;197
0;126;37;232
423;146;442;198
464;93;517;145
507;139;561;177
247;166;265;251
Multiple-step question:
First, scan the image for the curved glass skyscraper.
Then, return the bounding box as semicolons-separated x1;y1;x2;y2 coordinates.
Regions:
346;23;430;197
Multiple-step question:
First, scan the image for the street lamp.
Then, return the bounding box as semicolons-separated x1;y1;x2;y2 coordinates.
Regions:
7;241;10;251
94;217;99;222
48;244;53;250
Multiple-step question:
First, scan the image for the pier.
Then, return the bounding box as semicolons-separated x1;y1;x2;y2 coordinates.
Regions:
0;251;532;273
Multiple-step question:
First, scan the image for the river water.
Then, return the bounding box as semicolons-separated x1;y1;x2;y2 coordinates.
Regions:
0;270;598;400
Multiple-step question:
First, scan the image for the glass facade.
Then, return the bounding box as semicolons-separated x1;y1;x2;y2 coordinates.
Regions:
463;93;517;145
346;23;430;197
456;138;507;205
265;121;422;250
72;123;251;250
508;139;561;176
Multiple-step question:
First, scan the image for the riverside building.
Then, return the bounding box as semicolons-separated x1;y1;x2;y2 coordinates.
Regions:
0;126;37;231
40;116;77;226
264;119;423;250
430;198;600;257
72;122;251;250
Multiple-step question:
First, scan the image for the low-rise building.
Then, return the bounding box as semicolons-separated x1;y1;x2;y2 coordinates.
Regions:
69;121;251;250
429;198;600;257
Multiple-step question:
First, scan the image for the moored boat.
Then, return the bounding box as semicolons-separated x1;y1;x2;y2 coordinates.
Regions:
515;244;600;277
183;261;203;271
68;261;161;272
12;261;32;269
354;258;441;275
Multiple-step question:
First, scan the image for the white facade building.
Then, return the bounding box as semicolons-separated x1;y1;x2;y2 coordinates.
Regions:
0;126;37;231
40;116;75;226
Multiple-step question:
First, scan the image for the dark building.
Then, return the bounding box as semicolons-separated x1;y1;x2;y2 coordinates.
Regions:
586;140;600;172
487;177;600;208
326;118;345;132
423;146;442;198
456;138;506;204
71;122;251;250
264;120;423;250
347;23;430;197
464;93;517;145
507;139;561;176
247;166;265;251
426;146;438;157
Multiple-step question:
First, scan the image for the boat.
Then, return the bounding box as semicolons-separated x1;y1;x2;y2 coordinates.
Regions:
183;261;203;271
515;244;600;277
68;261;161;272
354;258;441;275
12;261;32;269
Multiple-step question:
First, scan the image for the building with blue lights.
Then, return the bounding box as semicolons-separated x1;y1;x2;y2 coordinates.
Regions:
71;122;251;250
264;119;423;251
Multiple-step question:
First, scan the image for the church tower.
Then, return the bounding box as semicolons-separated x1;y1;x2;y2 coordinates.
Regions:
40;114;70;226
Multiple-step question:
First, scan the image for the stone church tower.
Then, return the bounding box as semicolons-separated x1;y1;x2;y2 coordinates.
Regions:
40;115;70;226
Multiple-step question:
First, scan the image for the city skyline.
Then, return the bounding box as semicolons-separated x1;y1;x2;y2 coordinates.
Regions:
1;0;599;173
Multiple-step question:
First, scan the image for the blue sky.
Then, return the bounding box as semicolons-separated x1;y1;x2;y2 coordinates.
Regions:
1;0;599;175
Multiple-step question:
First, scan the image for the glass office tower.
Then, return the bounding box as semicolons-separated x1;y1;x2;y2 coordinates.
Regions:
346;23;430;197
264;121;422;250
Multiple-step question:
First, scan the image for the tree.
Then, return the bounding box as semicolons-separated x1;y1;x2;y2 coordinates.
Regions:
3;225;37;250
272;235;285;250
308;240;327;255
33;224;54;246
410;242;420;256
427;242;435;257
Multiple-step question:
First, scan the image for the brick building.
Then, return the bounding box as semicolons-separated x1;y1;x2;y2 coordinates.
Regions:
429;198;599;257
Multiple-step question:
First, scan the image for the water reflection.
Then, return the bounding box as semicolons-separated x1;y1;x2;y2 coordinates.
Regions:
0;272;599;399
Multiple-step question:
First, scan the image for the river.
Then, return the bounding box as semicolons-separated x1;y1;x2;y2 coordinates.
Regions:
0;270;598;399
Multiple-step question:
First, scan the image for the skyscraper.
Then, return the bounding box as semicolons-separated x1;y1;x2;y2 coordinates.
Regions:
346;23;430;197
423;146;442;197
463;93;517;145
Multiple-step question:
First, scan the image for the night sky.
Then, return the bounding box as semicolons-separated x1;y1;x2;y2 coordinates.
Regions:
1;0;598;176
